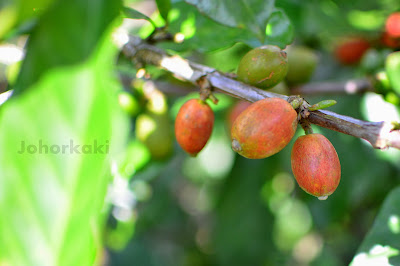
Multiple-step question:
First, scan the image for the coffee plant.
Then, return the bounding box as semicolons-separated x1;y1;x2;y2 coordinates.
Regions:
0;0;400;266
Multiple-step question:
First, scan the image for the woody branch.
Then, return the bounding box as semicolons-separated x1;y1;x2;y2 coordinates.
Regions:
116;34;400;150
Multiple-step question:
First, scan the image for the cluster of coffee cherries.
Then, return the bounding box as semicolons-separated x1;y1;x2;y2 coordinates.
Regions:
174;45;341;200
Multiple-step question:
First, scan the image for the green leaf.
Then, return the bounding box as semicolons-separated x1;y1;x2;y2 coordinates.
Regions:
0;0;55;39
184;0;275;42
13;0;122;94
155;0;171;23
350;186;400;266
0;1;130;265
117;139;151;178
309;100;337;111
386;52;400;95
159;2;260;53
0;35;129;266
265;8;294;49
157;2;292;53
122;7;157;28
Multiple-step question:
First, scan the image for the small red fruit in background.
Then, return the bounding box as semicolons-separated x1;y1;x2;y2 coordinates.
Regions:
175;99;214;156
231;98;298;159
334;37;370;65
291;133;341;200
385;12;400;38
227;100;252;131
381;31;400;49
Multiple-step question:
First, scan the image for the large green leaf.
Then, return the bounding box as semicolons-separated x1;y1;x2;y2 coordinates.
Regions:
156;3;247;53
156;2;292;53
13;0;121;94
0;33;129;265
350;186;400;265
185;0;275;42
0;1;130;265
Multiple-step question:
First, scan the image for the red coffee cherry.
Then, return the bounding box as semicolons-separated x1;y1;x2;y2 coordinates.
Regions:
175;99;214;156
385;12;400;38
291;133;341;200
334;37;370;65
381;31;400;49
231;98;298;159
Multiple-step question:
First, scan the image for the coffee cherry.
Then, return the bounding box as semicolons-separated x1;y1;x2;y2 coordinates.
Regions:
136;112;173;159
175;99;214;156
231;98;298;159
385;12;400;38
286;46;318;85
381;31;400;49
291;133;341;200
118;92;140;116
334;37;370;65
237;45;289;89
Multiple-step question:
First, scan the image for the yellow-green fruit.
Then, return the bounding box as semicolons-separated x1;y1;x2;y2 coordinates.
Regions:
286;46;318;85
237;45;289;89
136;112;173;159
118;92;140;116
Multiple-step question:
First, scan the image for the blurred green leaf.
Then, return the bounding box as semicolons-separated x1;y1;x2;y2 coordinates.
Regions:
0;0;54;39
118;139;151;178
159;2;293;52
106;214;136;251
386;52;400;95
0;31;129;264
155;0;171;23
347;10;385;31
0;1;130;265
184;0;275;42
14;0;121;94
158;2;257;52
122;7;156;28
351;186;400;265
213;156;279;265
265;8;294;49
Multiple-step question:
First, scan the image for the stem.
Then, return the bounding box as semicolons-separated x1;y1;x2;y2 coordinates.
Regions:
118;34;400;150
300;119;314;135
288;96;303;110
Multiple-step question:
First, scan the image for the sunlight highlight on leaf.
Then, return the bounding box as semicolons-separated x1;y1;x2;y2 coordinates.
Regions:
388;215;400;234
351;245;399;266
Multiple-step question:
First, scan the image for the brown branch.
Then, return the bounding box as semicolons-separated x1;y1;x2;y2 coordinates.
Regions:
118;34;400;150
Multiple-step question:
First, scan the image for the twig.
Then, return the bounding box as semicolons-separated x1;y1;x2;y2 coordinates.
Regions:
117;34;400;150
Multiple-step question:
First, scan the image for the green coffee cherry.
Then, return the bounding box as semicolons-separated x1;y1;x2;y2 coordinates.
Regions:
237;45;289;89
